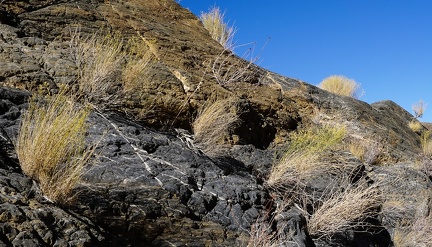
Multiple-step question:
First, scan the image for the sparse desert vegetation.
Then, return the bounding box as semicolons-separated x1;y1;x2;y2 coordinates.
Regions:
409;119;423;133
349;137;383;165
193;97;240;156
70;31;125;104
1;0;432;246
420;130;432;156
267;125;346;188
200;6;236;50
393;214;432;247
412;100;427;119
306;179;382;239
318;75;362;98
16;91;92;204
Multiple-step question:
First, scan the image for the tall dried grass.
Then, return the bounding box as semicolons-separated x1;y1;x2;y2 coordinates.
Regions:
193;97;239;156
16;91;92;204
70;30;125;104
267;125;346;188
200;6;236;50
306;179;382;239
210;48;258;87
394;215;432;247
420;130;432;156
122;37;154;93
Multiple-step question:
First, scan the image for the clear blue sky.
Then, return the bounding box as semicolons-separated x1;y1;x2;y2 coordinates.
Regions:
179;1;432;122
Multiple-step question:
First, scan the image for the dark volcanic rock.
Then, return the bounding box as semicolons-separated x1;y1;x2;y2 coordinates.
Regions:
0;0;432;246
0;87;106;246
71;111;268;246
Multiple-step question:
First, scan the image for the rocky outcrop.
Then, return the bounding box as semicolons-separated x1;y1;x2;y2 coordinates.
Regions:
0;87;106;246
0;0;431;246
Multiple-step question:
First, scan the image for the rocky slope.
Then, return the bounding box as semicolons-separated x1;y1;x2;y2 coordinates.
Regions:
0;0;431;246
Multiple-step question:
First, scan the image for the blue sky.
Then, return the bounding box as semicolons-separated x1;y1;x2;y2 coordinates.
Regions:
179;1;432;122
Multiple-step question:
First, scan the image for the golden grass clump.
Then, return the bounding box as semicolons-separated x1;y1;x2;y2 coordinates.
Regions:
318;75;362;98
408;119;423;133
420;130;432;157
393;215;432;247
70;31;125;103
200;6;236;50
16;92;91;204
307;179;381;238
193;97;239;156
267;125;346;187
122;37;154;93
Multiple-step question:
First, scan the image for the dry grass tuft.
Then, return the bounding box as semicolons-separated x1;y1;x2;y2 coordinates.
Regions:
246;218;278;247
267;125;346;188
70;30;125;104
193;97;239;156
244;199;298;247
349;137;383;165
307;179;382;239
420;130;432;156
16;91;92;204
394;215;432;247
200;6;236;50
318;75;362;98
122;37;154;93
408;119;423;133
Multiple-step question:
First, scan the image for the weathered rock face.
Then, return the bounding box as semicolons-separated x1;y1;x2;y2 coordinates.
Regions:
0;87;106;246
0;0;431;246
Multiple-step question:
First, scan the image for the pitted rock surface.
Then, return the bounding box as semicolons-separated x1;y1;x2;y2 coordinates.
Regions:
0;0;432;246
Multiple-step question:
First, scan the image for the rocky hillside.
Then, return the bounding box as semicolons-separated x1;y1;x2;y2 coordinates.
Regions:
0;0;431;246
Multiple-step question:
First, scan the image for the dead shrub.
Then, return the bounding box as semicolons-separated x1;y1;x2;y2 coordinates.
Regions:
412;100;427;119
306;179;382;239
